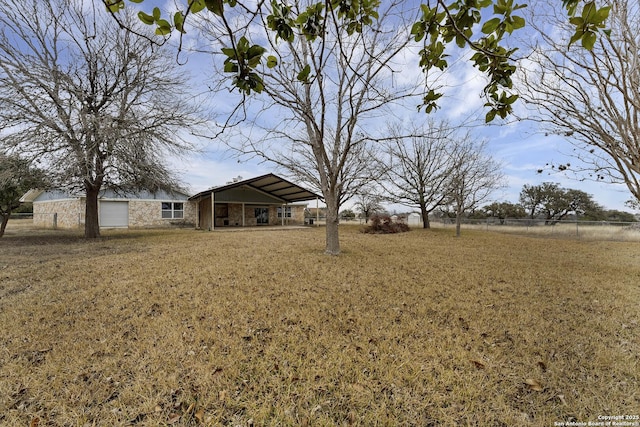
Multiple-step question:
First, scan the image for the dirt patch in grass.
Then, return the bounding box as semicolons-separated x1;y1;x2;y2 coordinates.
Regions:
0;226;638;425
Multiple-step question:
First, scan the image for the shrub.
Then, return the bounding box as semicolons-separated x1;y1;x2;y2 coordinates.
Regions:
362;215;410;234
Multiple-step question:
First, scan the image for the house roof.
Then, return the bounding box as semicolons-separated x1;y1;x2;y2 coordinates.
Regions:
188;174;322;203
20;187;190;203
20;189;45;203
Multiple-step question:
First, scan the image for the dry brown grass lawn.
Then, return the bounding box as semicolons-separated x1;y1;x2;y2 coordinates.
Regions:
0;224;638;426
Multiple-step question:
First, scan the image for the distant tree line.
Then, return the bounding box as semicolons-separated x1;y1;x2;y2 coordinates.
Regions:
341;181;637;230
469;183;636;224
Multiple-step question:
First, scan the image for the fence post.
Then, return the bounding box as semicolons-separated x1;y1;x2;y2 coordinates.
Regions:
53;212;57;229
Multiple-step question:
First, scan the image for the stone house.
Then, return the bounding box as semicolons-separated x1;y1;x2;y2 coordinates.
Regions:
21;188;195;229
21;174;320;230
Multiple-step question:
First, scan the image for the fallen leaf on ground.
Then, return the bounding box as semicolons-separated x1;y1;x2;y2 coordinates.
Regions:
524;378;543;391
470;359;486;369
185;402;195;414
167;413;181;424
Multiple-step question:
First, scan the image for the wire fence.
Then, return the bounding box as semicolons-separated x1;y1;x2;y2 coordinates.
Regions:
435;217;640;241
320;216;640;242
8;213;640;242
9;212;84;229
8;213;33;220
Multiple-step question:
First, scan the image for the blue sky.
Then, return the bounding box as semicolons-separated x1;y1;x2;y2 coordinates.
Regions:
152;0;634;212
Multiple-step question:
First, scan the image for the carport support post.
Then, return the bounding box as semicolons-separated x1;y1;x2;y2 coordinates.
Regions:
282;203;285;226
195;199;199;229
316;197;319;227
242;203;245;227
211;191;216;231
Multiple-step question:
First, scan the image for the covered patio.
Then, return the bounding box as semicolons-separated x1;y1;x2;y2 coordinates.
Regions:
188;174;321;230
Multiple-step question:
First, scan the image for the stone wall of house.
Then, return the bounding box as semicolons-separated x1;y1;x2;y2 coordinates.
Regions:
33;199;197;229
229;203;245;226
268;206;280;225
208;203;307;227
184;201;196;226
268;205;306;225
129;200;196;228
33;199;84;229
291;205;305;224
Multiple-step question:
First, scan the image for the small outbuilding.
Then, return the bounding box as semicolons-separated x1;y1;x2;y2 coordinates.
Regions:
407;212;422;227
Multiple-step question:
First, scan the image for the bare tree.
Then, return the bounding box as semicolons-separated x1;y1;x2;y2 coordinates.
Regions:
446;137;504;237
0;0;201;238
353;191;385;223
518;0;640;202
200;0;420;254
377;120;459;229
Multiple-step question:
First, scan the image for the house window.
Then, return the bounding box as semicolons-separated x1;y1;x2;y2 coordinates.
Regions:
277;206;292;218
162;202;184;219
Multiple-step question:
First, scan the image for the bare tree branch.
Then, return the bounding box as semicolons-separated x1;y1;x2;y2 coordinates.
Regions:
517;0;640;202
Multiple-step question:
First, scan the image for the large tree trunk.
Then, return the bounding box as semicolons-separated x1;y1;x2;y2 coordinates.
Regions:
455;207;462;237
324;191;340;255
420;204;431;229
0;213;9;238
84;185;101;238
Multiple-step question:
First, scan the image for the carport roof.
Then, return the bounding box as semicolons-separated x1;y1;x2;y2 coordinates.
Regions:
188;174;322;203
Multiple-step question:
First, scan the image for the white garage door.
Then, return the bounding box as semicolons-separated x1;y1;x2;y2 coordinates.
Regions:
99;201;129;228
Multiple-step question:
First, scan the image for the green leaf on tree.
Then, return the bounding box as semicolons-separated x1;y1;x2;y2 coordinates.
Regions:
189;0;206;14
297;64;311;82
581;31;597;50
174;12;185;33
138;11;155;25
204;0;224;16
155;23;172;36
511;15;525;30
482;17;501;34
106;1;124;12
221;47;236;59
223;61;238;73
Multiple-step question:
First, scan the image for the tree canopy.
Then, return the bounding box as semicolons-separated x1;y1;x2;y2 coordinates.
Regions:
104;0;610;122
519;182;602;223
